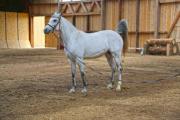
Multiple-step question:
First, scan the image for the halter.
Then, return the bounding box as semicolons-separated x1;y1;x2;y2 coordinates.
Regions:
47;15;61;31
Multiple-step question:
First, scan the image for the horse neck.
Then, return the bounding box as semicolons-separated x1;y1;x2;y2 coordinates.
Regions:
59;17;78;46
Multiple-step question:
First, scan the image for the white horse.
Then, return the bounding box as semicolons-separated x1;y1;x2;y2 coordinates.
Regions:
44;12;128;95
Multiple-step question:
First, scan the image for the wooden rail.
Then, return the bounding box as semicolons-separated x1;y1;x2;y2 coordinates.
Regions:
30;0;101;4
159;0;180;4
30;0;101;16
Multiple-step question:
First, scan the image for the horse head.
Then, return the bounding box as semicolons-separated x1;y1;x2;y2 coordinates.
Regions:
44;12;62;34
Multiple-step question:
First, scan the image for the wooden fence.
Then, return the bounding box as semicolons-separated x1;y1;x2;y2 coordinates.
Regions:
30;0;179;49
1;0;179;49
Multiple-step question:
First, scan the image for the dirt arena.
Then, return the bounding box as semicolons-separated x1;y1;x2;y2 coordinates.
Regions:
0;49;179;120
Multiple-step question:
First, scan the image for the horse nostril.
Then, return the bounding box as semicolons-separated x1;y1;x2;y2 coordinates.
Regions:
44;28;48;34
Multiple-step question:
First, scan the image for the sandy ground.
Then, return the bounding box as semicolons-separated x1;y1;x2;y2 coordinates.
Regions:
0;49;180;120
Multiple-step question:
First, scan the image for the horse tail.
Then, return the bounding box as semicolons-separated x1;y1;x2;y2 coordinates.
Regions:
117;19;128;55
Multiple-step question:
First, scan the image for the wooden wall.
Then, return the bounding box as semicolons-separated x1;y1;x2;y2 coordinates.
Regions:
120;0;180;48
26;0;180;49
105;0;119;30
160;1;180;38
1;0;179;49
139;0;155;47
121;0;137;48
0;11;31;48
89;6;101;31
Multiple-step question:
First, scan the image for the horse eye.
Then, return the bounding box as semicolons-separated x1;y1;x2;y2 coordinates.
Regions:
53;19;57;22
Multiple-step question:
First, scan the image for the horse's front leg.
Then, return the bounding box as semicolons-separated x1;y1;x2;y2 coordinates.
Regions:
78;62;87;95
69;61;77;93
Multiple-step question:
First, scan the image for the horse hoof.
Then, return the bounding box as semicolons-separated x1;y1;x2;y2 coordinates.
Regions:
69;88;76;93
81;88;87;96
116;88;121;92
116;81;122;92
107;83;113;89
116;86;121;92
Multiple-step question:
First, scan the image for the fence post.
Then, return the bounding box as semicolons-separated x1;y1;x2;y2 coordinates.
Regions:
118;0;122;20
154;0;160;38
136;0;140;49
101;0;106;30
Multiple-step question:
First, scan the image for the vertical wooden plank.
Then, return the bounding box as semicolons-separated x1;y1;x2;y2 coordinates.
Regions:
154;0;160;38
28;3;33;48
6;12;19;48
76;16;87;31
114;0;119;29
72;15;76;26
175;2;180;41
5;12;8;48
118;0;122;20
90;15;101;32
121;0;139;48
136;0;140;48
150;0;155;32
87;15;90;32
0;11;7;48
29;16;34;47
101;0;106;30
18;13;31;48
17;12;21;48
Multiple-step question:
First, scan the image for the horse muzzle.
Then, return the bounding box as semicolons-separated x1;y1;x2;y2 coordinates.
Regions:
44;28;50;34
44;27;52;34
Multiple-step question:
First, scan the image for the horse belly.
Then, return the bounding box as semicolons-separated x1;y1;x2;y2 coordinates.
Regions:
84;49;108;59
84;40;109;59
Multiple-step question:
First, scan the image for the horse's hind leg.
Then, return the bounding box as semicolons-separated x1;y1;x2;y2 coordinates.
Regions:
113;54;123;91
69;61;77;93
105;52;116;89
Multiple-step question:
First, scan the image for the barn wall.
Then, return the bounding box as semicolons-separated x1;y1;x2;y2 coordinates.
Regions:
160;2;180;39
0;11;31;48
89;15;101;31
89;3;101;31
120;0;180;48
105;0;119;30
76;16;87;31
121;0;137;48
30;0;180;49
139;0;155;48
